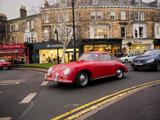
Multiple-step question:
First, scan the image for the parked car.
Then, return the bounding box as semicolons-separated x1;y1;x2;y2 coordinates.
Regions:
119;53;139;63
45;51;128;87
131;49;160;71
0;60;11;70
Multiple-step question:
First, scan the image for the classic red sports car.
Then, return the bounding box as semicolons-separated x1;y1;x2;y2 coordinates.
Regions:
45;51;128;87
0;60;11;70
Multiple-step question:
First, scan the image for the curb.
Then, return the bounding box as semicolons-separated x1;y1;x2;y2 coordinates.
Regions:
14;68;48;73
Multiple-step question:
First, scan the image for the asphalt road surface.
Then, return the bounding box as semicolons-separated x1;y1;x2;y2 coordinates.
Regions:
0;64;160;120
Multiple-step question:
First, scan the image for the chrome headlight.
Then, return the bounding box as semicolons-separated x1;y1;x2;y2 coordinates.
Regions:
47;67;53;75
63;68;71;76
146;58;155;63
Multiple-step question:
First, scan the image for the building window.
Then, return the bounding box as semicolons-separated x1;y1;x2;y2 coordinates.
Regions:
134;12;144;21
135;0;141;6
120;11;126;20
43;14;49;23
97;12;102;20
27;21;30;31
90;12;102;20
10;24;14;32
89;25;110;38
121;26;126;38
31;20;34;30
155;23;160;38
110;12;116;20
61;0;67;6
10;24;18;32
133;24;147;38
92;0;98;5
24;33;37;43
91;12;96;20
139;27;143;38
43;29;49;41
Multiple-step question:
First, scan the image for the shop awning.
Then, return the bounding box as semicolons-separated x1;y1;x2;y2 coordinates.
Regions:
0;49;24;56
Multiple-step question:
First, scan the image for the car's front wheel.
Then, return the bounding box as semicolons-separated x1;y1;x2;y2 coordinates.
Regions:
156;62;160;71
116;69;124;79
124;59;128;63
75;72;89;87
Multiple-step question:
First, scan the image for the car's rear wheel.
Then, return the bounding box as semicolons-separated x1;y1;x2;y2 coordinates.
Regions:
75;72;89;87
116;69;124;79
156;62;160;71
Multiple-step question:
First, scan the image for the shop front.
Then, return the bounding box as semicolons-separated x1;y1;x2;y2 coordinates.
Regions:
0;43;29;64
154;39;160;49
80;38;122;57
33;42;79;64
122;39;154;54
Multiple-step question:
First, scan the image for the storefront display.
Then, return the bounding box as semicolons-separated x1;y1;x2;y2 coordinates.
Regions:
81;38;122;57
0;43;28;64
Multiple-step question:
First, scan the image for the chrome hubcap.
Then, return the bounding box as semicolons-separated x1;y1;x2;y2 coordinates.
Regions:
79;74;88;86
117;70;123;78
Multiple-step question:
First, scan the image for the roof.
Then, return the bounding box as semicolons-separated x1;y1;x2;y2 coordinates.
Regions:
45;0;155;8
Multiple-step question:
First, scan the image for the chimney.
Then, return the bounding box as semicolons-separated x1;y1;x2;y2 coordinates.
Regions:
20;5;27;18
44;0;49;7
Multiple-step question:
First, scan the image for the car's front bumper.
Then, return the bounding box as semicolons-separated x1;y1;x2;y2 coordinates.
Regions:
44;73;73;84
131;63;156;70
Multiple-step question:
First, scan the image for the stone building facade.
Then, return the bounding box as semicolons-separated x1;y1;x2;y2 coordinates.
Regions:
0;13;7;44
41;0;160;55
7;6;43;44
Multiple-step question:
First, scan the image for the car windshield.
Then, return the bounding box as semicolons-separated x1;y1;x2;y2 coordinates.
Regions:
144;50;160;55
79;53;99;61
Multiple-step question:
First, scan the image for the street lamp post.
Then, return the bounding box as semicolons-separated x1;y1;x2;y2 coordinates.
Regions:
72;0;76;61
55;29;60;64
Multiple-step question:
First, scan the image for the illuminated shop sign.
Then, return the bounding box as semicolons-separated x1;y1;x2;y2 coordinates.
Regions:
46;44;63;48
0;49;24;56
0;44;25;49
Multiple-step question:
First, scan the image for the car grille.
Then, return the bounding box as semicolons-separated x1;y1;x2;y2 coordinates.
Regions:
133;60;144;64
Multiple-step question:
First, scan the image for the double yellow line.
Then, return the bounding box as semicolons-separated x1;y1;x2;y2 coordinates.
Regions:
51;80;160;120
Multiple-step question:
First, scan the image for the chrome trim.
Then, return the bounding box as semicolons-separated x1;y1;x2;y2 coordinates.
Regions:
93;74;116;80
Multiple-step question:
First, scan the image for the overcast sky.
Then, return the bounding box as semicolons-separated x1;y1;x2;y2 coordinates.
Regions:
0;0;155;20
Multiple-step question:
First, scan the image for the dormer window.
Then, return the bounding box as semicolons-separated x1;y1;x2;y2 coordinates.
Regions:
135;0;141;6
92;0;98;5
61;0;67;6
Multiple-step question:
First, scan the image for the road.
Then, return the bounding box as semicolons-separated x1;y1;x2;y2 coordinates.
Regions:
0;64;160;120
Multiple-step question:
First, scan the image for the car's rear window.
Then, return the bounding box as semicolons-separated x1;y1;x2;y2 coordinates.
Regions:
79;53;99;61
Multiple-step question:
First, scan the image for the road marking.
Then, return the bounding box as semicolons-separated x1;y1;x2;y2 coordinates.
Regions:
20;93;37;104
51;80;160;120
41;81;48;86
0;117;12;120
0;79;26;86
